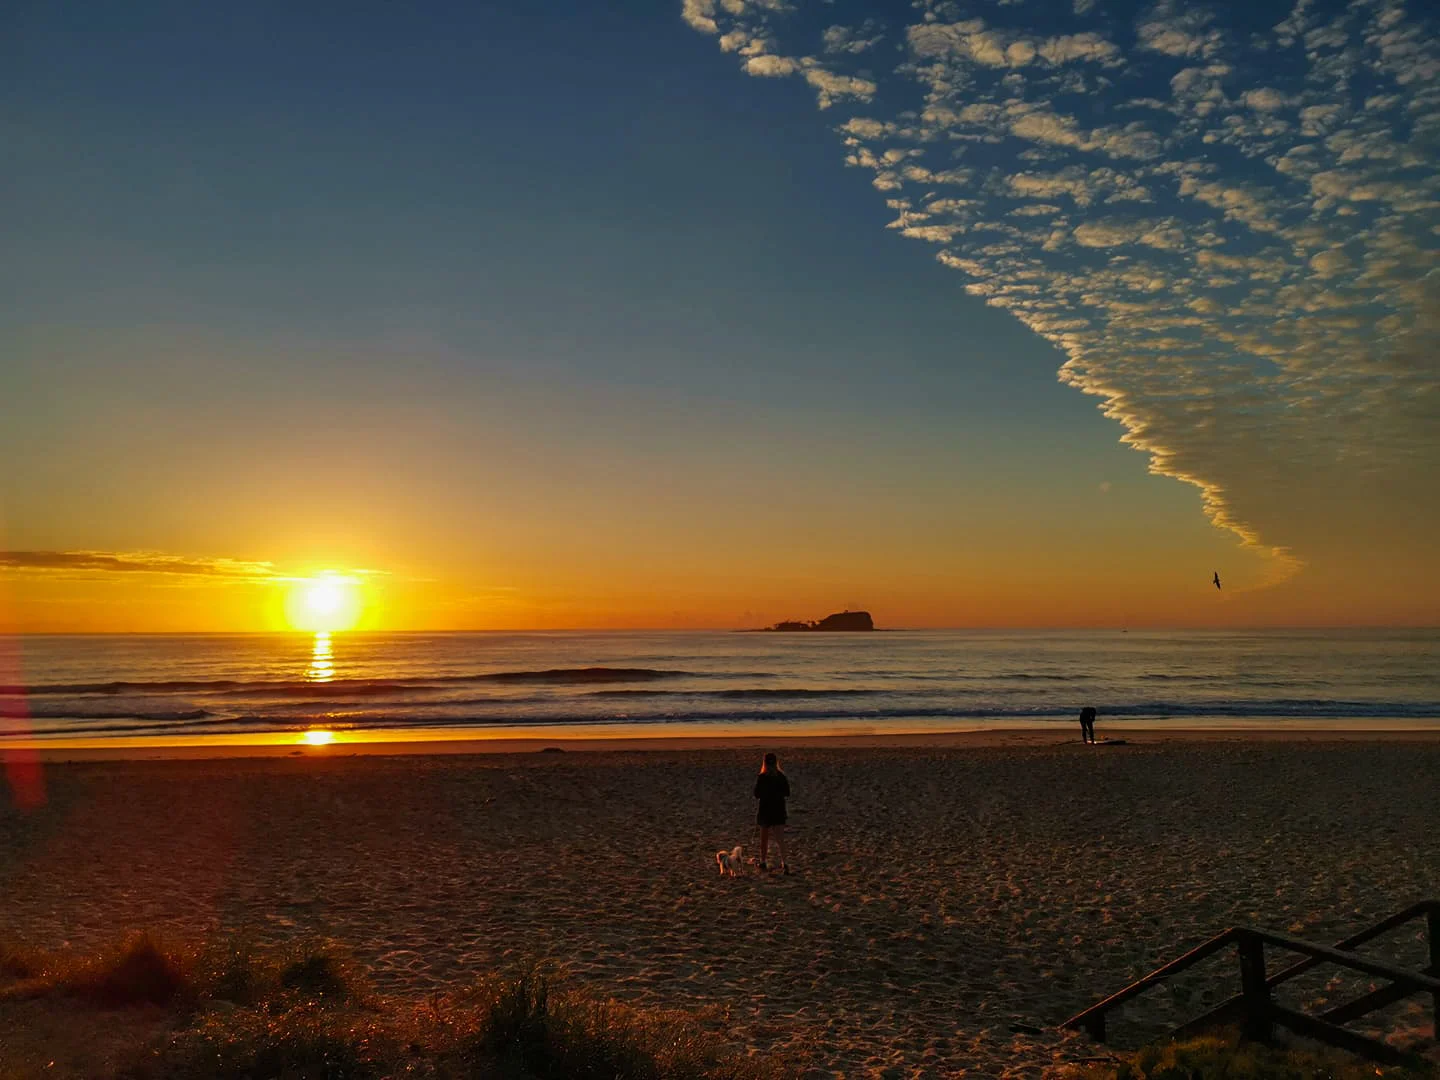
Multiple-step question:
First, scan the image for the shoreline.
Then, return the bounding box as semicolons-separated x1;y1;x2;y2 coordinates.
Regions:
6;722;1440;761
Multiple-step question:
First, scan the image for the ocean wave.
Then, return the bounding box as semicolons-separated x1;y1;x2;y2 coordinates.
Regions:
1137;673;1222;682
3;715;222;737
0;705;210;722
997;673;1096;681
1;667;711;697
590;688;881;700
472;667;698;684
8;696;1437;741
934;673;1098;682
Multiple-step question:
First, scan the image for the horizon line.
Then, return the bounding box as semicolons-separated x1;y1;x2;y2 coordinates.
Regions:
5;625;1438;636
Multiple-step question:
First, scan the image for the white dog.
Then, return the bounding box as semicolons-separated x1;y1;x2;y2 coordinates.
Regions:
715;845;744;877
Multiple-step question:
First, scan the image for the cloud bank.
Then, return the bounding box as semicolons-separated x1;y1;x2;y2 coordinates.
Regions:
0;551;279;584
686;0;1440;583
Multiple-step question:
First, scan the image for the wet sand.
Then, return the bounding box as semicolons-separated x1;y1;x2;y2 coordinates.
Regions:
2;734;1438;1077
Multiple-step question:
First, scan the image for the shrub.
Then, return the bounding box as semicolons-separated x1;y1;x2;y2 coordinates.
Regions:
131;1005;386;1080
64;934;191;1007
278;952;355;1003
190;942;273;1006
458;968;788;1080
0;945;40;980
6;936;795;1080
474;966;553;1063
1071;1032;1438;1080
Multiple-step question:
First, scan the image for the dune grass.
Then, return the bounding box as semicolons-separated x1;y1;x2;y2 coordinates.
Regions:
0;945;41;980
0;934;190;1007
450;967;782;1080
1070;1031;1438;1079
7;938;1438;1078
0;936;790;1080
0;933;366;1010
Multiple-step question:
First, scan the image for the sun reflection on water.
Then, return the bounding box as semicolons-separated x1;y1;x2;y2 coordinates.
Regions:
305;631;335;683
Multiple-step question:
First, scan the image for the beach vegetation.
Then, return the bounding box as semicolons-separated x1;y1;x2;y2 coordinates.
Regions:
188;942;273;1007
0;945;41;980
1070;1032;1438;1079
74;934;190;1008
277;947;362;1003
133;1004;388;1080
452;966;785;1079
0;934;366;1012
0;938;791;1079
189;938;366;1007
0;933;190;1008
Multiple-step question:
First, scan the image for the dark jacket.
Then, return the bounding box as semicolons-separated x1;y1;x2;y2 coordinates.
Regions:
754;770;790;826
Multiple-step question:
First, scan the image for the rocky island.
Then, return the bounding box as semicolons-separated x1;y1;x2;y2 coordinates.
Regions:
761;610;874;632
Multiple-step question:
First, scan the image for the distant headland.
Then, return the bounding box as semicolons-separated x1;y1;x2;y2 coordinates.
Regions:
753;610;875;632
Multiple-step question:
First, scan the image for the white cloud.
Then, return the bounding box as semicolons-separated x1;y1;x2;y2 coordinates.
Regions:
1004;105;1165;160
718;29;751;52
1007;169;1095;204
682;0;719;34
1143;28;1207;56
1069;218;1186;251
907;21;1119;69
1009;203;1063;217
1242;87;1293;112
1298;103;1343;134
0;550;280;584
1308;248;1351;276
841;117;889;139
1008;108;1089;149
684;0;1440;584
822;21;884;56
744;54;800;76
1037;32;1121;65
1074;219;1147;247
1137;3;1225;59
901;224;966;243
801;65;878;107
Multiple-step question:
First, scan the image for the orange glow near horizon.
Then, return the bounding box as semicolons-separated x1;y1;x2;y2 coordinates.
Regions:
2;531;1438;632
8;715;1440;759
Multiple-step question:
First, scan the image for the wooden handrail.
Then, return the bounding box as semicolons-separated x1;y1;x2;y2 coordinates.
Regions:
1265;1004;1408;1066
1319;965;1438;1028
1175;899;1440;1038
1064;899;1440;1058
1241;927;1440;995
1063;928;1240;1034
1258;900;1440;989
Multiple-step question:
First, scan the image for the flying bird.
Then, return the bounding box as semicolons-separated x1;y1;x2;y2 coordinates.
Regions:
1213;571;1221;591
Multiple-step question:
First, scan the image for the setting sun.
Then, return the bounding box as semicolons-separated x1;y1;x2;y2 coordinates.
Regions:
285;573;363;632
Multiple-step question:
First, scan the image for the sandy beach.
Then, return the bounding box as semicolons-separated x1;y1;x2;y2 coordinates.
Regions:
3;732;1439;1077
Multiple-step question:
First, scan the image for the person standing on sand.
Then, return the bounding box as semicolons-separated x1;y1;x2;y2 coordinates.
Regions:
754;752;790;874
1079;706;1097;744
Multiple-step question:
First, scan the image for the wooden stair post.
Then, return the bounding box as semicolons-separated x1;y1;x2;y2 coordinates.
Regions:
1237;932;1273;1043
1429;905;1440;1039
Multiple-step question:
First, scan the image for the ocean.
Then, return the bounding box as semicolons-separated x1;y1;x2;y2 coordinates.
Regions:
2;629;1438;748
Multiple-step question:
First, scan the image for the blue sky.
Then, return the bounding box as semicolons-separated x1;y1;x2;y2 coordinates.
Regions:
2;0;1436;628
